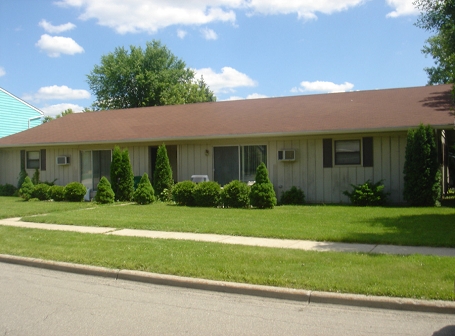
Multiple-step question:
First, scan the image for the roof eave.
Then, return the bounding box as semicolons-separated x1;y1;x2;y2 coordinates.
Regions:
1;124;452;149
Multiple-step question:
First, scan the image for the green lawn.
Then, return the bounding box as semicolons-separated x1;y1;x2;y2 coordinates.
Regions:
0;197;95;219
5;197;454;247
1;196;454;301
0;225;453;301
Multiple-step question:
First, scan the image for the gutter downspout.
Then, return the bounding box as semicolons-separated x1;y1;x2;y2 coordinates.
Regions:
28;116;42;129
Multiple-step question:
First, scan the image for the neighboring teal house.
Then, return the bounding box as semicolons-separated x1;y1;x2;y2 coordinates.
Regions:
0;87;43;138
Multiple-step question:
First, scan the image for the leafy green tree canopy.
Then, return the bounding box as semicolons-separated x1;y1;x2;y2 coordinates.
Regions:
87;40;216;110
42;108;75;124
414;0;455;85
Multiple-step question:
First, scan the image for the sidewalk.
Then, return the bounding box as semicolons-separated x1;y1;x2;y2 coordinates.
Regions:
1;217;455;257
1;217;455;314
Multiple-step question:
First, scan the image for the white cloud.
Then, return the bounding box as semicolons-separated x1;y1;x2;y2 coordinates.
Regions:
23;85;90;102
385;0;418;18
56;0;237;34
39;19;76;33
0;67;5;77
40;103;85;117
177;29;188;39
55;0;369;35
292;81;354;93
201;27;218;40
195;67;257;93
227;93;268;100
246;0;366;20
35;34;84;57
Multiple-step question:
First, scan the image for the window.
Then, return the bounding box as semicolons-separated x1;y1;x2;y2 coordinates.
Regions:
214;145;267;186
81;150;111;190
335;140;361;165
323;138;373;167
26;151;40;169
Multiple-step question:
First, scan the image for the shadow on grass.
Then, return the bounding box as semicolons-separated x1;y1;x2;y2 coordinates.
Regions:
345;213;455;247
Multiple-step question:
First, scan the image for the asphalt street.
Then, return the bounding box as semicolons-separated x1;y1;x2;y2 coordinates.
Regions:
1;262;454;336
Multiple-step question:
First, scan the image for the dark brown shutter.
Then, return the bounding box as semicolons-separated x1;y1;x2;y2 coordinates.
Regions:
20;150;25;170
323;139;333;168
40;149;46;171
363;137;373;167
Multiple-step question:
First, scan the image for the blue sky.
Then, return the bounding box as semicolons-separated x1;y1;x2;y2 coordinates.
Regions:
0;0;434;117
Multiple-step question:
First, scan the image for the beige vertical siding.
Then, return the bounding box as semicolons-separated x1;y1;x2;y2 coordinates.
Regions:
268;133;407;203
0;132;409;203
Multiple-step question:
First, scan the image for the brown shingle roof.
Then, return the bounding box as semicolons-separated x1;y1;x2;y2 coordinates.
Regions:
0;84;453;147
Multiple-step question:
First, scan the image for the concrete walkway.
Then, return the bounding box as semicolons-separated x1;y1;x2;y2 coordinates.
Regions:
1;217;455;257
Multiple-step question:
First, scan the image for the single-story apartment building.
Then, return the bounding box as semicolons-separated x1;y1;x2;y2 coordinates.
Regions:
0;84;453;203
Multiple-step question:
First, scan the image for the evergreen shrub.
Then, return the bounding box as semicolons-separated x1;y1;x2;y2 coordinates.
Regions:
280;186;305;205
221;180;250;208
403;124;441;206
133;173;155;205
31;168;40;185
17;169;28;189
0;184;17;196
49;185;65;202
250;163;277;209
64;182;86;202
110;146;134;201
153;144;174;200
193;181;221;207
172;181;196;206
343;180;389;206
95;177;115;204
32;183;51;201
19;176;34;201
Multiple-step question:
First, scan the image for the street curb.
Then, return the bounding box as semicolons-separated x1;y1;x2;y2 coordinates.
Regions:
1;254;454;314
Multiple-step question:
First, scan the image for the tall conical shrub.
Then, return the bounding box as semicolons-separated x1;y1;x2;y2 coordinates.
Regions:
95;176;115;204
110;146;134;201
153;143;173;200
110;146;123;200
120;148;134;201
403;124;441;206
250;162;276;209
133;173;155;205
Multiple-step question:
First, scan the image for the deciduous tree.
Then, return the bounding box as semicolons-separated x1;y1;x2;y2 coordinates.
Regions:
87;40;215;110
414;0;455;87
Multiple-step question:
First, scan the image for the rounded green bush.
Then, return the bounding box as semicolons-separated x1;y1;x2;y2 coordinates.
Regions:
172;181;196;206
49;185;65;202
343;180;389;206
19;176;34;201
31;183;51;201
95;176;115;204
0;184;17;196
193;181;221;207
250;183;277;209
221;180;250;208
64;182;86;202
133;173;155;205
280;186;305;205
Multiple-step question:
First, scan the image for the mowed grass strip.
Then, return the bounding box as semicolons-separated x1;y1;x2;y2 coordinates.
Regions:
16;200;455;247
0;226;453;301
0;197;96;219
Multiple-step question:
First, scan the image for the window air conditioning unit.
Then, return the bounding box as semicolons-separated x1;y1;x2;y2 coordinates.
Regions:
278;150;295;161
56;156;70;165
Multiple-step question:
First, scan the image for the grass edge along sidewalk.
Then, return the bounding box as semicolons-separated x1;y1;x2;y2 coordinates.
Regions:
0;225;454;303
12;200;455;248
2;254;455;314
